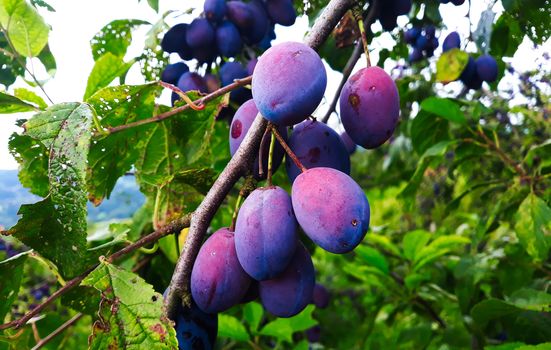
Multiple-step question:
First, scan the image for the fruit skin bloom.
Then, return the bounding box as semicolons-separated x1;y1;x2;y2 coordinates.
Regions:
339;66;400;149
252;41;327;126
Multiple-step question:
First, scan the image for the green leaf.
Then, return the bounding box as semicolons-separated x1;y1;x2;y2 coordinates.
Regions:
86;83;160;205
490;13;523;57
14;88;47;109
0;0;49;57
471;299;521;327
400;140;455;198
410;110;450;155
11;103;94;278
146;0;159;12
420;97;466;124
436;49;469;83
355;245;389;275
501;0;550;45
84;53;135;100
37;44;57;78
259;306;317;343
8;133;49;197
485;343;528;350
82;262;177;349
0;92;38;113
90;19;149;61
413;235;470;271
0;252;27;321
402;230;431;261
508;288;551;312
244;302;263;334
218;314;250;342
514;193;551;261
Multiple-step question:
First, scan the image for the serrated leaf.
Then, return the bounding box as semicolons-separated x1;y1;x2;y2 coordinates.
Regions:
402;230;431;261
8;133;49;197
90;19;149;61
218;314;250;342
82;262;177;349
244;302;263;334
84;53;135;100
0;252;27;321
0;0;49;57
514;193;551;261
436;49;469;83
86;83;160;205
0;92;38;113
14;88;47;109
420;97;466;124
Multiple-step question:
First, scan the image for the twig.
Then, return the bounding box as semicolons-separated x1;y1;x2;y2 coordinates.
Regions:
257;126;271;179
267;131;276;186
321;0;380;123
30;314;83;350
0;214;192;331
163;0;356;320
270;123;307;173
474;128;527;178
101;77;251;136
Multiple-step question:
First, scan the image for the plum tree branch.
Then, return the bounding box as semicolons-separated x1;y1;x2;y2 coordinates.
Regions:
98;77;252;136
321;0;381;123
0;214;192;331
163;0;357;319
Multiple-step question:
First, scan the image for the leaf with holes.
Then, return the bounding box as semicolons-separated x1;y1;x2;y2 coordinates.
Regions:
84;53;135;100
82;262;177;349
8;133;49;197
90;19;149;61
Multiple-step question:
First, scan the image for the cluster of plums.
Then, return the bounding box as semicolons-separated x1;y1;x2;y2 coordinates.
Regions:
405;25;439;63
189;40;399;324
442;31;498;89
160;0;297;106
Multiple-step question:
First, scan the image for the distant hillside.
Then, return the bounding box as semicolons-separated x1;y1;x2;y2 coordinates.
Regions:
0;170;145;228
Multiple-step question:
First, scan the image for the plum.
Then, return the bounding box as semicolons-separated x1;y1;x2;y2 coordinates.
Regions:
339;66;400;149
292;167;370;253
191;228;251;313
306;326;321;343
266;0;296;26
220;61;252;104
228;99;286;179
173;299;218;350
243;0;270;44
252;42;327;126
204;73;220;93
476;54;498;82
186;18;215;49
259;242;315;317
285;120;350;183
226;1;254;30
340;131;357;154
409;48;423;63
442;31;460;52
216;21;243;57
394;0;412;15
312;283;330;308
177;72;208;93
246;58;258;75
235;186;298;280
161;62;189;85
204;0;226;23
404;27;421;44
161;23;189;54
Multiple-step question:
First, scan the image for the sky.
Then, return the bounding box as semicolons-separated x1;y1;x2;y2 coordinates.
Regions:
0;0;548;170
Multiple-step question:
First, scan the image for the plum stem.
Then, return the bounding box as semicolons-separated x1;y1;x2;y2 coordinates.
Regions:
267;130;276;186
353;6;371;67
230;176;257;232
257;126;271;179
270;123;307;173
230;194;243;232
159;81;205;110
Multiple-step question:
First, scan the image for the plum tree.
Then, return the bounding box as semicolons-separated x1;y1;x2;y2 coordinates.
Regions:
292;167;370;253
190;228;251;313
442;31;461;52
259;242;315;317
285;120;350;183
186;18;215;49
476;54;498;82
266;0;296;26
228;99;286;178
161;62;189;85
234;186;298;280
312;283;330;309
204;0;226;23
252;41;327;126
216;21;243;57
339;66;400;149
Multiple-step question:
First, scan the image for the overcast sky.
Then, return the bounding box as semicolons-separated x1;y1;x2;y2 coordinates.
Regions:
0;0;547;169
